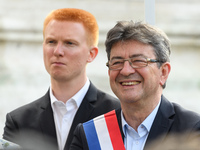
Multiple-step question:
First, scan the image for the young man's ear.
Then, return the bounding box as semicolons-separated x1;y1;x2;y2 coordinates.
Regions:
87;46;98;63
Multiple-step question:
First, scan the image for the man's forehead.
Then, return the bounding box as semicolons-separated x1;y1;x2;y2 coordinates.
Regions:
110;41;155;58
110;54;146;61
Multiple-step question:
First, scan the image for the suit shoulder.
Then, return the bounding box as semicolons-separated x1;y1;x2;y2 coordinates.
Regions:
96;89;120;105
88;82;118;102
8;93;49;117
97;88;118;101
85;86;120;117
173;102;200;117
172;102;200;123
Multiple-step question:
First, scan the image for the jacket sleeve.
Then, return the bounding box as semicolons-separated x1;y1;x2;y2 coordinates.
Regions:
69;123;89;150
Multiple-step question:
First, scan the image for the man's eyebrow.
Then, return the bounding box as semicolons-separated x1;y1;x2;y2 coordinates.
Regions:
110;56;124;60
110;54;145;60
129;54;144;58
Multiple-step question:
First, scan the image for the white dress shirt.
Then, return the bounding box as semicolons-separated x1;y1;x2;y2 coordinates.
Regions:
50;79;90;150
121;100;161;150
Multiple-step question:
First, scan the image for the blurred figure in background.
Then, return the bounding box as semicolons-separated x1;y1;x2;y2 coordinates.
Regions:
146;132;200;150
3;8;120;150
0;139;20;149
70;21;200;150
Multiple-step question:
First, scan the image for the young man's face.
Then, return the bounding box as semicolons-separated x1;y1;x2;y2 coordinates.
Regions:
43;20;93;83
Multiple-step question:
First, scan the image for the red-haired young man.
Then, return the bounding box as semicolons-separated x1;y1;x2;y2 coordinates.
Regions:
3;8;120;150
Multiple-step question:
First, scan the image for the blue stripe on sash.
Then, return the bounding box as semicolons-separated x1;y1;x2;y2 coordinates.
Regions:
83;120;101;150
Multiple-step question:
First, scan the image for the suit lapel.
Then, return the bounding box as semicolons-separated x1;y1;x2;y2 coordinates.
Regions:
144;96;175;149
39;90;58;148
64;82;97;150
116;109;125;141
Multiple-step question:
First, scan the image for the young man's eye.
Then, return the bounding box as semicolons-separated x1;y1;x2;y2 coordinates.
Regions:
46;40;55;44
49;41;54;43
66;41;75;45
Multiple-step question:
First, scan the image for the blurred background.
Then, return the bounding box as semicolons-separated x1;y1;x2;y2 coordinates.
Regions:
0;0;200;136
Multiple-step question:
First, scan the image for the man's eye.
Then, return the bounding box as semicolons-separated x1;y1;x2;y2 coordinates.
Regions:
133;59;143;62
65;41;74;45
112;61;123;65
132;59;145;63
47;40;55;44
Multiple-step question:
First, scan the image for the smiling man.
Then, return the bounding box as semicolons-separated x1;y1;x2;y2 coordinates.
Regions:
3;8;120;150
70;21;200;150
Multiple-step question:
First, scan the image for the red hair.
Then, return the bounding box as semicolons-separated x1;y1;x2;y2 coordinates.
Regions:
43;8;99;46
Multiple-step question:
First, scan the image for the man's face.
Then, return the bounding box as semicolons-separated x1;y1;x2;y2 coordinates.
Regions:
43;20;91;83
108;40;166;105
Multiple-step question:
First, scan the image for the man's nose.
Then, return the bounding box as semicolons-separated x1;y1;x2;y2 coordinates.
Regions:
54;42;64;56
119;60;136;76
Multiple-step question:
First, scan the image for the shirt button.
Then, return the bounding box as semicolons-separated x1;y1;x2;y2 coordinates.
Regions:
135;141;139;145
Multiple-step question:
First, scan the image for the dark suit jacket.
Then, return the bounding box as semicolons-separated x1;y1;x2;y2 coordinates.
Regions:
70;95;200;150
3;82;120;150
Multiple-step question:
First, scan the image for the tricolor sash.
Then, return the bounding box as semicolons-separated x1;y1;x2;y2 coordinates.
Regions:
83;110;125;150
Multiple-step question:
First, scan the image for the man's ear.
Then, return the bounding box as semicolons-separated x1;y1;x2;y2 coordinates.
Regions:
160;62;171;87
87;46;98;63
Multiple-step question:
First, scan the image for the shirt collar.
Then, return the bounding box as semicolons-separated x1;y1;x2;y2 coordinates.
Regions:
72;78;90;107
122;99;161;137
50;78;90;109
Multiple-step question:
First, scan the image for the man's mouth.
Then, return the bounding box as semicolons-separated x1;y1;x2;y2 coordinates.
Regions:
53;62;65;65
121;81;140;86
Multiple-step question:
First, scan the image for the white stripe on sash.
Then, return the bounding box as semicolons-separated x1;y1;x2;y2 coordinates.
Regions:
93;115;114;150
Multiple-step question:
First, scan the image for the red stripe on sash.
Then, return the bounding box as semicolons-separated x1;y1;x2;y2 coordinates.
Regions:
104;110;125;150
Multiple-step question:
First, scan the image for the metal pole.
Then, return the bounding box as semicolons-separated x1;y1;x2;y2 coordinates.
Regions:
145;0;155;25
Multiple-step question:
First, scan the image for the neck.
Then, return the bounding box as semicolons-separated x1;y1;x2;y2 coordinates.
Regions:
51;77;87;103
121;95;161;131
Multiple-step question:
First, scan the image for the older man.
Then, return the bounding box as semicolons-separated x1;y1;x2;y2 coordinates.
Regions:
70;21;200;150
